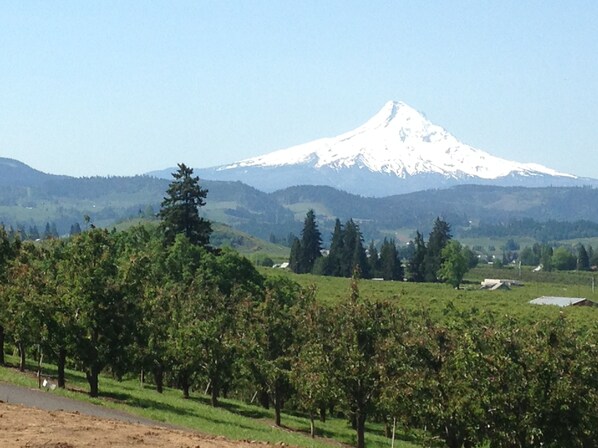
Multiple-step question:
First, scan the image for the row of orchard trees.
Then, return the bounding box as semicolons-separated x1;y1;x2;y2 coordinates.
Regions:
2;223;597;448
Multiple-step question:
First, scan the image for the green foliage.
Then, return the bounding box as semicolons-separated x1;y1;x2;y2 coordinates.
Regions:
408;231;426;282
551;246;576;271
60;228;141;396
158;163;212;246
423;217;452;282
378;238;404;281
438;240;469;288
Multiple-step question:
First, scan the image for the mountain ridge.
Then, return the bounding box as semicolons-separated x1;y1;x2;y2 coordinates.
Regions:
2;157;598;244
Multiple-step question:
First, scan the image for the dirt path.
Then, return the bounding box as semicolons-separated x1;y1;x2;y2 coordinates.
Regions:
0;382;273;448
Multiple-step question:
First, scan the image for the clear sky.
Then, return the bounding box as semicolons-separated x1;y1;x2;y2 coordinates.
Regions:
1;1;597;178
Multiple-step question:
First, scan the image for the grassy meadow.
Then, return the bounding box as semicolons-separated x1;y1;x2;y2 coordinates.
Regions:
0;354;419;448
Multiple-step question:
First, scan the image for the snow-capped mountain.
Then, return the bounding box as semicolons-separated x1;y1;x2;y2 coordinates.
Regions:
159;101;592;196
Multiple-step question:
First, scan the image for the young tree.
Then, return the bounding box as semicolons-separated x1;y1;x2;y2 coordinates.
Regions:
438;240;469;289
0;226;17;365
246;276;305;426
158;163;212;246
329;277;392;448
60;229;139;397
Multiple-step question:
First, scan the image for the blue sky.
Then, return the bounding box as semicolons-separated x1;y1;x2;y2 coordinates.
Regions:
1;1;597;178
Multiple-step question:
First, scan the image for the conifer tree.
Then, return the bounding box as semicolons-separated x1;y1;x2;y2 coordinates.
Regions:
342;220;368;278
326;219;344;276
379;238;403;281
299;210;322;274
367;241;380;278
577;244;590;271
408;231;426;282
423;217;451;282
289;237;302;273
158;163;211;247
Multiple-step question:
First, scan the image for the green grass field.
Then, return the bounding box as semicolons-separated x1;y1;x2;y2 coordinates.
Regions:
0;355;419;448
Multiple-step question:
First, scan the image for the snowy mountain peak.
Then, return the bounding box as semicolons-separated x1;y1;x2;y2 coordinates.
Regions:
221;100;574;181
189;101;585;196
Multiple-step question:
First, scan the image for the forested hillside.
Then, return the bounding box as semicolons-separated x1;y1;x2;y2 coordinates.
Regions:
2;157;598;244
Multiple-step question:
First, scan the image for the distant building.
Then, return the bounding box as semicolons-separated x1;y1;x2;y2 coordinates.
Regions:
529;296;595;307
481;279;523;290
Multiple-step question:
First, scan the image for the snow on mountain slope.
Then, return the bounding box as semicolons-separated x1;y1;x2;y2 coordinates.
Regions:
219;101;575;180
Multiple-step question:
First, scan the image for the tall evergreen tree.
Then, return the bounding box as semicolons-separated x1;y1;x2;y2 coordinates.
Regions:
342;220;368;278
367;241;380;278
299;210;322;274
289;237;302;273
408;231;426;282
326;219;344;276
158;163;212;246
577;244;590;271
379;238;403;281
424;217;452;282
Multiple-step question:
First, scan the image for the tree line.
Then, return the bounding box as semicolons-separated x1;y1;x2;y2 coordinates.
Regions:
289;211;404;281
290;213;477;288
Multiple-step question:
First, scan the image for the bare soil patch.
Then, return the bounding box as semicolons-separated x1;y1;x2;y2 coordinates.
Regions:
0;402;274;448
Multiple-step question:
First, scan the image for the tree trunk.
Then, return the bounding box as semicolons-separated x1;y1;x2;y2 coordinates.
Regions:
154;365;164;393
210;379;220;407
258;388;270;409
274;398;282;427
180;373;190;399
57;347;66;388
0;325;5;366
274;384;282;427
18;342;26;372
356;411;366;448
86;364;100;397
310;412;315;438
319;405;326;422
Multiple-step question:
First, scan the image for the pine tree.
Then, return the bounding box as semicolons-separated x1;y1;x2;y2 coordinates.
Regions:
367;241;380;278
379;238;403;281
408;231;426;282
158;163;212;247
577;244;590;271
326;219;344;276
299;210;322;274
424;217;451;282
342;220;369;278
289;237;302;273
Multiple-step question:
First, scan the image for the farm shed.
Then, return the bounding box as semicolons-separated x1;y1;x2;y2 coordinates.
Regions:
481;279;523;290
529;296;595;307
